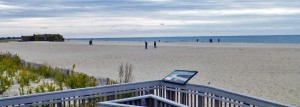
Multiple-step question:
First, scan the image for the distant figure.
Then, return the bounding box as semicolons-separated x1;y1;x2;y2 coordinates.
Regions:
209;39;213;43
154;41;157;48
89;39;93;45
196;39;199;42
68;39;69;41
218;39;220;42
158;40;160;42
145;41;148;49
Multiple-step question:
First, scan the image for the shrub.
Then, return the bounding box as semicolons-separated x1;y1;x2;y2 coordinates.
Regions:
55;72;65;90
0;52;21;77
27;86;34;95
65;72;97;89
64;65;97;89
35;82;47;93
0;74;13;95
46;83;57;92
17;70;31;86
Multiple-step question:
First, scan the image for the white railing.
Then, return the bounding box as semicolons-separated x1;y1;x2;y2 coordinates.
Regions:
98;94;189;107
0;80;291;107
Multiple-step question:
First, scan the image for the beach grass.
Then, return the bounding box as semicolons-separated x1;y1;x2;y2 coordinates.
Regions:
0;52;98;96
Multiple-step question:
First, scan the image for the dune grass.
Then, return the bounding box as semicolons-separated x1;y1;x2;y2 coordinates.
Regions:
0;52;97;96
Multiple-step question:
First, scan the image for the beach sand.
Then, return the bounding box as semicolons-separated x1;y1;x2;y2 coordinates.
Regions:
1;41;299;106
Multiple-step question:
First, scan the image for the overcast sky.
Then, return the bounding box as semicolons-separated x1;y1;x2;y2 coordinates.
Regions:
0;0;300;38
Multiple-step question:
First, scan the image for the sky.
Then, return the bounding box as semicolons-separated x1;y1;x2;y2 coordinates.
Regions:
0;0;300;38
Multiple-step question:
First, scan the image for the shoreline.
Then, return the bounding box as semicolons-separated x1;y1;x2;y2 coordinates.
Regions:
0;41;299;106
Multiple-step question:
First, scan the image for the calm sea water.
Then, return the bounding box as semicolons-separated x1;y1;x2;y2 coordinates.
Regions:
71;35;300;44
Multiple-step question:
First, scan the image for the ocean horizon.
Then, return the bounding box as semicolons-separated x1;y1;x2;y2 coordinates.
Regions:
70;35;300;44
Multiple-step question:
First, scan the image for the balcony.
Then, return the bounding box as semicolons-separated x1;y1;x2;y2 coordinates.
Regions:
0;80;290;107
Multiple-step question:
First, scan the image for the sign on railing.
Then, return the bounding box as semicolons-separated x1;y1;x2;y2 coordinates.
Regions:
162;70;198;85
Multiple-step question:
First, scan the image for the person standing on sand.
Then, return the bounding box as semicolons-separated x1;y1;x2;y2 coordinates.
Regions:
209;39;213;43
154;41;157;48
197;39;199;42
218;39;220;42
89;39;93;45
145;41;148;49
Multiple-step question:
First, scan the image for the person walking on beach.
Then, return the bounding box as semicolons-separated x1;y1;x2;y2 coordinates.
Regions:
145;41;148;49
218;38;220;42
209;39;213;43
89;39;93;45
154;41;157;48
197;39;199;42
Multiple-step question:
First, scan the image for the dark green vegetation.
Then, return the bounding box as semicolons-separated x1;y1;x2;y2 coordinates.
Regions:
21;34;64;41
0;52;97;96
0;37;21;43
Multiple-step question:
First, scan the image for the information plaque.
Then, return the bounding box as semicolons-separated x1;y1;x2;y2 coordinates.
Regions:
162;70;198;85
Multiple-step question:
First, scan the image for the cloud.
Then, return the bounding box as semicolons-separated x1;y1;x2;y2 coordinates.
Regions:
0;0;300;37
0;2;23;10
160;8;300;16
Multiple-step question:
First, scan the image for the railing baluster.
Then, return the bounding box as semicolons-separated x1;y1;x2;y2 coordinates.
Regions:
188;90;191;106
162;86;165;98
74;97;77;107
194;91;197;107
215;95;220;107
176;88;179;102
229;99;232;107
83;99;86;107
181;90;186;105
159;86;162;97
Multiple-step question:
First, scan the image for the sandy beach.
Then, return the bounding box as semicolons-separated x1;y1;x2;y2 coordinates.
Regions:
0;41;299;106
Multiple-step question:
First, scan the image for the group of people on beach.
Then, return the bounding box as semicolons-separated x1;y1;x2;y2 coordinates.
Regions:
197;38;220;43
144;41;157;49
88;38;220;47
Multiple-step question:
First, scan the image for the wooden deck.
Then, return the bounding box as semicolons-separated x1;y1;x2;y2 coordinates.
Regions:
0;80;290;107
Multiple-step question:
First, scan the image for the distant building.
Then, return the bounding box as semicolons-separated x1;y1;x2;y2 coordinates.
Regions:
21;36;34;41
21;34;64;42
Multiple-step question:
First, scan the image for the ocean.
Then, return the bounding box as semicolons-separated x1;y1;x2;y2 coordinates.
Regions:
71;35;300;44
